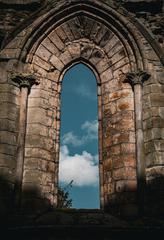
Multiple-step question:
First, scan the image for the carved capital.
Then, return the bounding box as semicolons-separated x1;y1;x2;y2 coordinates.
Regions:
11;73;39;93
122;70;150;89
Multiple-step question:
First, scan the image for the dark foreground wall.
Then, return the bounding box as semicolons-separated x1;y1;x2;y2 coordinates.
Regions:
2;210;164;240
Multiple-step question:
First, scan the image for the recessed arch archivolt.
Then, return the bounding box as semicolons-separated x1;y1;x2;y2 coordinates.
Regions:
23;14;137;211
25;11;140;71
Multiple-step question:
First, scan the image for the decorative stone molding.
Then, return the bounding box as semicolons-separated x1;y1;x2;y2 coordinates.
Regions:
11;73;39;93
122;70;150;215
122;71;151;89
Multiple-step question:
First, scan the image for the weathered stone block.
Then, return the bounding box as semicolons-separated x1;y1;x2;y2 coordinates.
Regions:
0;119;17;132
152;117;164;128
46;70;60;82
0;84;19;94
113;57;129;71
103;158;113;171
82;17;94;38
113;157;124;169
144;129;152;142
25;147;52;161
121;143;135;154
81;43;93;59
55;26;68;43
95;25;108;45
100;68;113;83
61;23;74;41
113;167;136;180
59;50;72;65
0;131;17;145
154;151;164;165
0;167;14;182
144;141;155;154
0;102;19;120
67;42;81;59
0;143;16;156
25;134;54;151
113;154;136;169
27;108;52;126
49;55;64;71
104;35;119;53
90;48;104;65
145;152;156;167
150;93;164;106
90;22;101;40
0;153;15;169
159;107;164;119
112;132;129;145
68;19;81;40
107;44;124;61
116;180;137;193
99;29;113;48
152;128;163;139
23;169;42;184
0;64;8;83
33;55;51;71
124;155;136;168
117;98;134;111
35;45;52;62
24;157;38;170
0;92;19;105
42;37;60;57
110;145;121;156
96;57;109;74
49;29;64;48
38;160;55;173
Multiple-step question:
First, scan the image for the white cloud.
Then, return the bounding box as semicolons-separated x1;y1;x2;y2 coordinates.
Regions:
59;145;99;187
62;132;84;147
76;84;96;101
81;120;98;140
61;120;98;147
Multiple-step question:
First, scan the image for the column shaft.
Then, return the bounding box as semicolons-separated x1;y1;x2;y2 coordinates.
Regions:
122;70;150;215
14;87;28;208
11;73;38;209
134;83;145;214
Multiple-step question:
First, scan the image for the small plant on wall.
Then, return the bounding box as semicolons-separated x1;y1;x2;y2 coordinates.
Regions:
57;180;73;208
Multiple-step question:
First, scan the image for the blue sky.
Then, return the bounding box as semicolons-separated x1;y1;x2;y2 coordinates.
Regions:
59;63;100;209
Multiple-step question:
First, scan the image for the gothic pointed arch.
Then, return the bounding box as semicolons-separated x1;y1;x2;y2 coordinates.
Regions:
20;7;138;212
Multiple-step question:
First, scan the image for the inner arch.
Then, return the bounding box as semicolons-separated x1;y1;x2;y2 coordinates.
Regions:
59;63;100;209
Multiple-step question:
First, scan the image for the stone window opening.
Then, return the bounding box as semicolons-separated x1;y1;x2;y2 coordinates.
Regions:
58;62;100;209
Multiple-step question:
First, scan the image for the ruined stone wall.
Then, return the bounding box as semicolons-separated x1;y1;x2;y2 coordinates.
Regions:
0;0;163;218
26;15;137;215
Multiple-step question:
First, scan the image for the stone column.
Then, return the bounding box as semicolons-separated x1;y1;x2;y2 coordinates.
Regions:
122;70;150;215
11;74;38;209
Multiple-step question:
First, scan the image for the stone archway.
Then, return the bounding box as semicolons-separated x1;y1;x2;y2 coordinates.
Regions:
21;13;137;214
1;0;163;217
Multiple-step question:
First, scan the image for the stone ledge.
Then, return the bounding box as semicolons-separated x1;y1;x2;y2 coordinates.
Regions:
2;213;164;240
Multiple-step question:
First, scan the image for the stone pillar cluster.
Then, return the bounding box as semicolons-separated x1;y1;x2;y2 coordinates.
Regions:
123;71;150;214
11;74;39;209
